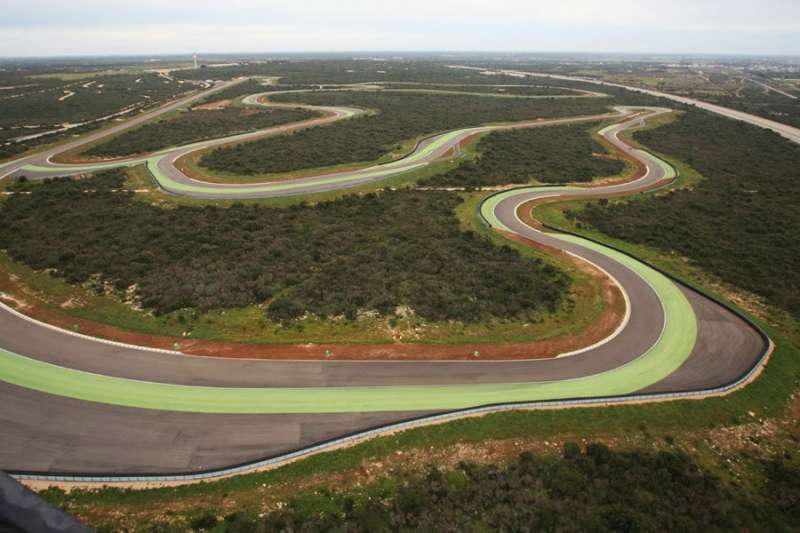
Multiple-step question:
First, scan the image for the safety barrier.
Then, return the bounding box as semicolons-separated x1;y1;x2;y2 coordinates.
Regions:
8;211;772;483
10;345;771;484
7;114;772;486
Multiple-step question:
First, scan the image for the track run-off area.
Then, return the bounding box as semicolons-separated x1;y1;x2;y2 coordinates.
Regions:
0;76;786;485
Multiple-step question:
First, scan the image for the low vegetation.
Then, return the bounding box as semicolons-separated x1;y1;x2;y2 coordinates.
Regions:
82;106;315;157
380;83;580;96
0;73;187;129
47;436;800;532
575;109;800;318
199;90;612;175
0;170;568;322
211;445;795;532
173;60;566;86
421;122;624;187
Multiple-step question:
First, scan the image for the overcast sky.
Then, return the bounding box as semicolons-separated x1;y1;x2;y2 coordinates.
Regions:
2;0;798;57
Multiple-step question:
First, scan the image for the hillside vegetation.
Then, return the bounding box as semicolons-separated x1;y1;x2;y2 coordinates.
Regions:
78;443;798;532
0;170;568;322
249;445;795;532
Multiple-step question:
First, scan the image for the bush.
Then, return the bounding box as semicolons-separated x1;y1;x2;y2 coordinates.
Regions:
216;444;779;531
200;91;612;175
0;169;569;323
421;122;625;187
188;513;217;530
84;107;314;157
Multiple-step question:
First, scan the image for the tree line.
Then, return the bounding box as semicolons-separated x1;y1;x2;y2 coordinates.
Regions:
380;83;580;96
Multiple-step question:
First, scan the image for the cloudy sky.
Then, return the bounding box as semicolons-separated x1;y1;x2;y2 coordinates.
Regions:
2;0;798;57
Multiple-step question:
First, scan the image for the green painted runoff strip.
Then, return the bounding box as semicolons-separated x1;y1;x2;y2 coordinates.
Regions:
480;186;581;231
636;148;676;180
0;241;695;413
147;128;473;196
2;100;700;414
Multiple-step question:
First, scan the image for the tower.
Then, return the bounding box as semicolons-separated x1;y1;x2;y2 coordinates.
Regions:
193;52;198;69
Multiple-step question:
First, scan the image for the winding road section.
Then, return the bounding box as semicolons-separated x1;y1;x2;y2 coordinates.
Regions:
1;83;614;198
0;82;772;484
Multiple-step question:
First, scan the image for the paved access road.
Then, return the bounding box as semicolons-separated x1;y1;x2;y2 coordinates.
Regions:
0;86;769;483
450;65;800;144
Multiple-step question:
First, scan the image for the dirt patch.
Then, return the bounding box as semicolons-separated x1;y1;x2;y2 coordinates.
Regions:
789;391;800;419
60;297;86;309
592;152;618;160
192;99;231;111
694;275;769;322
0;290;30;310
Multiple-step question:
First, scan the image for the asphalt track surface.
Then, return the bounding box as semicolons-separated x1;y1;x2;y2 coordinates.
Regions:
0;83;773;481
0;78;246;181
0;83;612;198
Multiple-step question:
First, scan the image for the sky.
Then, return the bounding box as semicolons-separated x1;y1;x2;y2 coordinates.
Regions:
1;0;798;57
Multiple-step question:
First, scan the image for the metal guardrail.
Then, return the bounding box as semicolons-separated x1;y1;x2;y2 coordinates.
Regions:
8;210;772;484
7;120;773;486
10;355;771;484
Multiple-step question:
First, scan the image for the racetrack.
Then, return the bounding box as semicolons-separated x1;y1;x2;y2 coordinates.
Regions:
0;83;771;484
1;84;617;198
